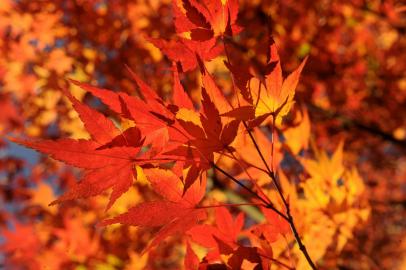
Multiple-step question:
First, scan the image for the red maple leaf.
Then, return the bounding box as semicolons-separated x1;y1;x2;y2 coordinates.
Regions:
10;88;148;210
173;0;241;41
101;168;207;253
188;207;244;260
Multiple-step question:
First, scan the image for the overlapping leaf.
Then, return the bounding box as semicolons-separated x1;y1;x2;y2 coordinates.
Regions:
173;0;240;40
102;168;207;252
10;88;148;210
224;40;308;126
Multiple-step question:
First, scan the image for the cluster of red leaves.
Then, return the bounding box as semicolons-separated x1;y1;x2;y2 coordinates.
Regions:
7;0;311;268
1;0;405;269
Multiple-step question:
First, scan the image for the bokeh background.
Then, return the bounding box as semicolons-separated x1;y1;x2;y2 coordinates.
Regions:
0;0;405;269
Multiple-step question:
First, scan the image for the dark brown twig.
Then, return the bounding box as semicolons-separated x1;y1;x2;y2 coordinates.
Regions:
242;121;317;269
210;162;288;221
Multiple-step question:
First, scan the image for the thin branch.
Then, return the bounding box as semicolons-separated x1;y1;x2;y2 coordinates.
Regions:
226;148;273;205
210;161;288;221
242;121;287;205
242;121;317;269
217;37;316;268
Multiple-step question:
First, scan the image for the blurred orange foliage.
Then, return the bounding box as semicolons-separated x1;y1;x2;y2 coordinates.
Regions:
1;0;405;269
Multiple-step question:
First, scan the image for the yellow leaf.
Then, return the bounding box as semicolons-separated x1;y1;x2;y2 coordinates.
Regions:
283;108;311;154
251;43;307;123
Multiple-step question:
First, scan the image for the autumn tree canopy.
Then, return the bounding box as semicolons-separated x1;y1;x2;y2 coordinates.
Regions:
1;0;405;269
